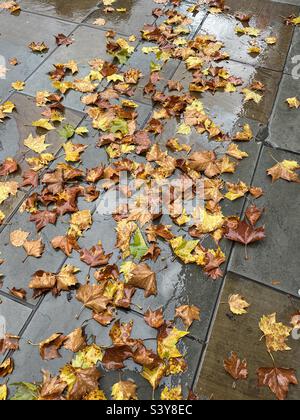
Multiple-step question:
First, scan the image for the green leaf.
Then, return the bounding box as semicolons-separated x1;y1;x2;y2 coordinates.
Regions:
75;126;89;136
110;118;129;135
130;228;148;260
11;382;39;400
150;61;162;73
59;124;75;140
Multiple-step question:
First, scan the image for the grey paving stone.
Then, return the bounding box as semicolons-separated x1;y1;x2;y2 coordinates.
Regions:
84;0;159;36
23;25;137;112
6;295;202;399
285;27;300;76
19;0;99;22
196;272;300;400
272;0;300;5
171;60;281;124
0;11;76;100
0;294;31;337
229;146;300;297
0;93;84;220
267;74;300;154
200;0;298;72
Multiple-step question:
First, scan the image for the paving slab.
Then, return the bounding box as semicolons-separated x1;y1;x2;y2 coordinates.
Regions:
0;93;84;220
229;146;300;297
23;25;138;112
0;294;31;340
171;60;281;125
0;11;76;100
19;0;99;22
267;74;300;154
200;0;298;72
196;272;300;400
84;0;160;37
6;295;202;399
285;27;300;76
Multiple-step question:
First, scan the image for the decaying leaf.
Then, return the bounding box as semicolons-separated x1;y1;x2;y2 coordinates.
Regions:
257;367;298;400
224;352;248;381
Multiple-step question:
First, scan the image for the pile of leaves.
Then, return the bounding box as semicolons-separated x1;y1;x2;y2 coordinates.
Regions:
0;0;299;401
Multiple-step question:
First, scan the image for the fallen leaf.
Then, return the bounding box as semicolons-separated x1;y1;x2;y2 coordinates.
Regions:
257;367;298;400
228;294;250;315
224;352;248;380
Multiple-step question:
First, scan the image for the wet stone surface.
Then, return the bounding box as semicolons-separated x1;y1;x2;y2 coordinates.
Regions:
267;74;300;154
229;147;300;298
0;11;76;100
196;272;300;400
19;0;100;22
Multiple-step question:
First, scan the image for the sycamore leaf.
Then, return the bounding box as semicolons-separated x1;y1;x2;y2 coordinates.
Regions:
56;264;80;291
60;365;100;400
257;367;298;400
28;41;49;52
175;305;200;328
127;263;157;297
0;181;19;204
64;328;86;353
144;308;165;329
267;160;300;183
233;124;253;141
259;313;292;352
11;382;39;400
71;344;103;368
158;326;189;360
242;89;263;104
24;134;51;153
63;142;87;162
170;236;199;264
76;284;111;313
161;386;183;400
228;294;250;315
224;352;248;380
23;238;45;258
10;230;29;247
130;228;148;259
32;119;55;131
111;381;138;400
141;364;166;390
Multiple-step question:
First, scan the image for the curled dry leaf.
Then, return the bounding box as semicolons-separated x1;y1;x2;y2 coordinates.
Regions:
39;333;66;360
144;308;164;329
64;328;87;353
23;238;45;258
224;352;248;381
175;305;200;328
0;357;14;377
228;294;250;315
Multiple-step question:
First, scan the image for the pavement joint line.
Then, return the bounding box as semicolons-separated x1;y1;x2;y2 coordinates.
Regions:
13;6;90;25
0;289;36;310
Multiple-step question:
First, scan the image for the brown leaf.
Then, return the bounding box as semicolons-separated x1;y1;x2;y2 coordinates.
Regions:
0;358;14;377
111;380;138;400
245;204;264;227
64;328;86;353
9;287;27;300
55;33;74;46
64;365;101;400
127;263;157;297
79;243;112;267
29;270;57;290
39;333;66;360
102;345;133;370
21;170;39;188
257;367;298;400
0;334;20;354
0;157;18;176
144;308;164;329
76;284;111;313
225;220;265;246
51;235;79;256
175;305;200;329
224;352;248;381
30;210;57;231
10;230;29;247
39;371;67;400
23;238;45;258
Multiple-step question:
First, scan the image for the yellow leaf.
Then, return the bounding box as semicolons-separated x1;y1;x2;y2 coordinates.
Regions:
63;142;87;162
170;236;199;264
0;181;19;204
228;294;250;315
242;89;263;104
158;327;189;360
286;97;300;109
177;123;191;135
141;364;166;390
83;389;107;400
71;344;103;368
26;153;54;171
32;119;55;131
233;123;253;141
161;386;183;401
193;207;225;234
111;381;137;401
235;26;261;37
75;126;89;136
11;80;25;91
259;313;292;352
0;384;7;400
225;181;249;201
265;37;277;45
24;134;50;153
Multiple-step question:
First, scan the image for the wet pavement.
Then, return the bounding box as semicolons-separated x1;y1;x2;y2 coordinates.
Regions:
0;0;300;400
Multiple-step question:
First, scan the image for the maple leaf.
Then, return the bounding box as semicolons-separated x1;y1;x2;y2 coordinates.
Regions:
225;220;265;259
23;238;45;259
29;270;57;290
257;367;298;400
127;263;157;298
130;228;148;259
21;170;39;188
0;157;18;176
32;119;55;131
286;97;300;109
39;333;66;360
0;334;20;354
9;287;27;300
51;235;79;256
157;324;189;360
55;33;73;46
144;308;165;329
141;363;166;390
56;265;80;291
30;210;57;231
0;358;14;377
24;134;50;153
39;371;67;401
175;305;200;328
267;160;300;183
224;352;248;381
28;41;49;53
111;381;138;400
259;313;292;352
64;328;86;353
10;230;29;247
76;284;111;313
228;294;250;315
161;386;183;400
11;80;25;91
245;204;264;227
80;243;112;268
60;365;101;400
